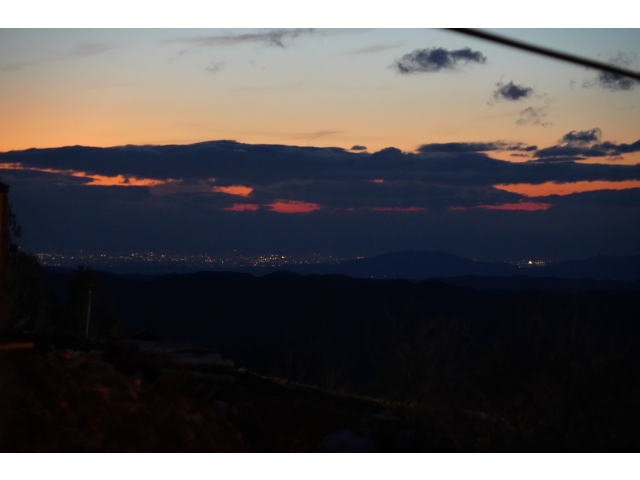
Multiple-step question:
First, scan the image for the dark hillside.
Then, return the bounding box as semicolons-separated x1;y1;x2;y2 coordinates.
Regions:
42;269;640;386
18;268;640;451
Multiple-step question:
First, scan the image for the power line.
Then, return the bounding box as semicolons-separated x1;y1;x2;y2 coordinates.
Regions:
446;28;640;82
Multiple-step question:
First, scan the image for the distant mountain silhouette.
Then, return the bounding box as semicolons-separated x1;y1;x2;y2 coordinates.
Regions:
274;251;640;282
290;250;517;279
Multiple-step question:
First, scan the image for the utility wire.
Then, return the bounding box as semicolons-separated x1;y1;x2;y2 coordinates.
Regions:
446;28;640;82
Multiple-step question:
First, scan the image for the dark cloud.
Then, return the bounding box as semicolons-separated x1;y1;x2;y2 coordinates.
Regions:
5;139;640;198
583;53;639;91
393;47;486;74
561;128;602;146
516;106;551;127
417;142;535;153
596;71;637;91
350;145;367;151
5;139;640;259
493;81;534;101
507;144;537;152
418;142;496;153
373;147;403;156
534;128;640;162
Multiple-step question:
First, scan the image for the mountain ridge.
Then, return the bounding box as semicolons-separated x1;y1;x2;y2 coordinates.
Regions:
279;250;640;282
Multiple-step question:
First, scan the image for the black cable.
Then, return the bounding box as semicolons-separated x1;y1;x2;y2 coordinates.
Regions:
446;28;640;82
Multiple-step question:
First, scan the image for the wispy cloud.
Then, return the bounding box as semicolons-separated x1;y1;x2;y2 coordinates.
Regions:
348;43;403;55
392;47;486;74
73;42;116;58
0;41;118;72
516;106;551;127
205;60;227;74
306;131;340;143
180;29;316;49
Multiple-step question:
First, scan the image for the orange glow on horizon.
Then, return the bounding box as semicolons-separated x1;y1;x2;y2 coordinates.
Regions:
371;179;384;183
212;185;253;197
81;173;172;187
0;162;177;187
265;200;321;214
494;180;640;197
448;206;468;211
224;203;260;211
477;202;552;211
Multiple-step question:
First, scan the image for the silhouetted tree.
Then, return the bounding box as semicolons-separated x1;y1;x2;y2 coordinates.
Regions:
4;201;51;330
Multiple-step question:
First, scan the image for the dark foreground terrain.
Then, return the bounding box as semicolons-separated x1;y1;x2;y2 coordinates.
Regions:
0;337;460;452
3;268;639;452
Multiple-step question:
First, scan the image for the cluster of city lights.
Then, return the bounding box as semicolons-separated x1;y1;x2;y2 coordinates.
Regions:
35;251;353;270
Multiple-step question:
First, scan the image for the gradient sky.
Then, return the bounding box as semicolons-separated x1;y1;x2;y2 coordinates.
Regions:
1;29;639;156
1;28;639;261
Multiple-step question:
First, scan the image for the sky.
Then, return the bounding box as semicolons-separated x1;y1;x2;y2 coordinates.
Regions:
1;25;639;261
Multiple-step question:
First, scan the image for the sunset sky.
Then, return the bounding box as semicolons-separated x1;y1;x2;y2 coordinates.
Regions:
1;24;639;261
1;28;639;157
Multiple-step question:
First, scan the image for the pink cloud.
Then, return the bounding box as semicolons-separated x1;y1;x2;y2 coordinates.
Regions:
477;202;552;211
265;200;321;213
212;185;253;197
224;203;260;211
493;180;640;197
